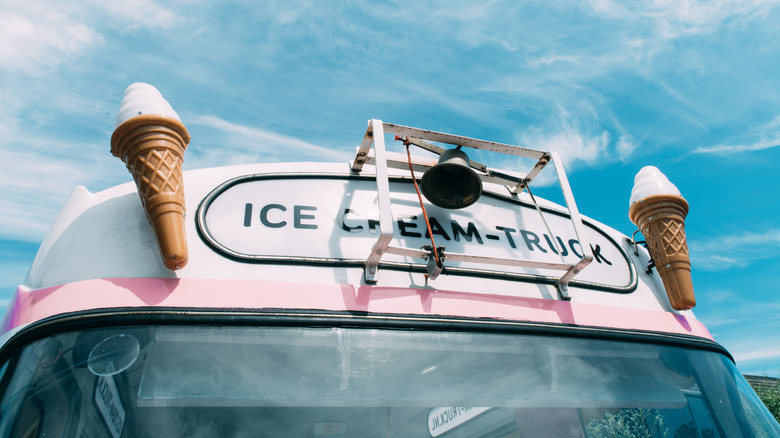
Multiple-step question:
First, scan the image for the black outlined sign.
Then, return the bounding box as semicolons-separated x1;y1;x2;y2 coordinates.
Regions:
197;175;636;292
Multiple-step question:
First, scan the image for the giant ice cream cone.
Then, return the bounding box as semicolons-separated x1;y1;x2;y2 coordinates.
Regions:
111;84;191;270
629;167;695;310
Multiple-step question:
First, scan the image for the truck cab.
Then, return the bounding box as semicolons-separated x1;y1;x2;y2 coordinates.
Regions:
1;109;778;437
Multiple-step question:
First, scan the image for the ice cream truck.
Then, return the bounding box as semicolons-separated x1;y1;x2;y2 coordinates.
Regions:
0;83;778;437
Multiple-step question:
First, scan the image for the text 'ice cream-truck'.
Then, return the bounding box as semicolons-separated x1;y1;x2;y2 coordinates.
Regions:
0;84;778;437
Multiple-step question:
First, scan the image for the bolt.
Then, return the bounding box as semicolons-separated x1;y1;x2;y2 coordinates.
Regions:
358;151;366;156
356;159;364;165
666;264;671;269
376;249;383;255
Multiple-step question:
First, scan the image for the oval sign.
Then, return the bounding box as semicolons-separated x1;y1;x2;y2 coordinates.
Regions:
197;175;635;292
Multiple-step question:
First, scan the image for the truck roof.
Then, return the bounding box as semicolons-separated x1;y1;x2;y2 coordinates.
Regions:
1;151;711;343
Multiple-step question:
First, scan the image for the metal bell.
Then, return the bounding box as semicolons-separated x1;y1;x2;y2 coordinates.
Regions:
420;148;482;209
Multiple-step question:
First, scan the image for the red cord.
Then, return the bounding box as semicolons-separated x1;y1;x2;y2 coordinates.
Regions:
405;142;440;268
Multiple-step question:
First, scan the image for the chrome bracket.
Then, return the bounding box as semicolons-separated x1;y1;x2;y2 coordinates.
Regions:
354;120;593;296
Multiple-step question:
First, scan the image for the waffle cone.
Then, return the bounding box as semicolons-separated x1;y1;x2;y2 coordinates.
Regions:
629;194;695;310
111;115;191;270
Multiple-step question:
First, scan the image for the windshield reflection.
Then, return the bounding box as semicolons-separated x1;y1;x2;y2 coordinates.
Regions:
1;325;778;437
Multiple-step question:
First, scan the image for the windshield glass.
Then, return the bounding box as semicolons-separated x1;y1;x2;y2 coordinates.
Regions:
1;325;778;437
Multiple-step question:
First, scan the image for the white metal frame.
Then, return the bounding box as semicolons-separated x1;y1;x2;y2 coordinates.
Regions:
351;119;593;299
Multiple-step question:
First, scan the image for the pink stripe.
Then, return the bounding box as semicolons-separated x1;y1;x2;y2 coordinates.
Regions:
1;278;712;339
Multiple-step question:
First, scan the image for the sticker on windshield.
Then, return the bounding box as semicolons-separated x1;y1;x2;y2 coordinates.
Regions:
95;375;126;438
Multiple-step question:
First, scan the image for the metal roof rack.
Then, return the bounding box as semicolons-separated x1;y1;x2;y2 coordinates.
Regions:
351;119;593;299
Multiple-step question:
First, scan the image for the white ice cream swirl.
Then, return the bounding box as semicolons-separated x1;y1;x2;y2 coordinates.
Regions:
114;83;181;128
629;166;682;206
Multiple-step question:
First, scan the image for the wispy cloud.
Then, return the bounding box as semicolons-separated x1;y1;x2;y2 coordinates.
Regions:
0;143;125;242
694;289;780;373
0;81;127;242
734;348;780;363
0;0;181;74
517;107;611;169
726;331;780;371
0;112;353;242
482;0;780;168
693;116;780;155
189;115;350;165
98;0;181;30
588;0;780;39
616;134;639;161
0;7;100;73
482;106;623;187
693;139;780;155
690;229;780;270
0;240;38;290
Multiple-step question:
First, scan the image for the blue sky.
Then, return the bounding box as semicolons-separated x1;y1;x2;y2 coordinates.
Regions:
1;0;779;376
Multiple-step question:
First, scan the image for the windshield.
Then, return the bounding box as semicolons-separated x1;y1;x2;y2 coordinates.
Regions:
1;325;778;437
